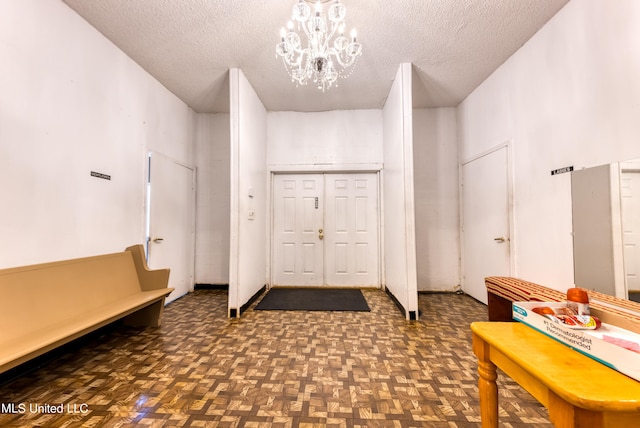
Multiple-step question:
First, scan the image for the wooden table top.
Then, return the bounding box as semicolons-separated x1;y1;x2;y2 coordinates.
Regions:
470;322;640;413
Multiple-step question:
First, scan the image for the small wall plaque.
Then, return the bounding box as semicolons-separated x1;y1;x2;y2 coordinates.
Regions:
90;171;111;180
551;166;574;176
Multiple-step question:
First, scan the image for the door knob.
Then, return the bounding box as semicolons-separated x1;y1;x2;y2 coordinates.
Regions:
494;237;506;243
318;229;324;240
152;237;164;243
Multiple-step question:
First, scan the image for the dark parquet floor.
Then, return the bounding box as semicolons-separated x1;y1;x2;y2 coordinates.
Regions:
0;289;552;427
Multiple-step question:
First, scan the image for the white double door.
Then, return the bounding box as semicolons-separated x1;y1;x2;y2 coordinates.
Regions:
272;173;379;287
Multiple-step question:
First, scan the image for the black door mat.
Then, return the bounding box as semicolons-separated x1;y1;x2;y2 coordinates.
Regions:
254;288;370;311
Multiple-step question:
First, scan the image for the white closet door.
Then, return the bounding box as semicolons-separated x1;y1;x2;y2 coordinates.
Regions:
462;146;511;304
147;152;195;303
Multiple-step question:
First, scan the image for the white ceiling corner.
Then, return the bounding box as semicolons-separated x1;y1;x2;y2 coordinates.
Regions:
61;0;570;113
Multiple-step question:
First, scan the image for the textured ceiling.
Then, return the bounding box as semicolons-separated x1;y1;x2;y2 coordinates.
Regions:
61;0;570;113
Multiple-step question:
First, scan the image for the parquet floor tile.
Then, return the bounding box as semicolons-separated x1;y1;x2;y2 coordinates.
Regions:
0;289;552;427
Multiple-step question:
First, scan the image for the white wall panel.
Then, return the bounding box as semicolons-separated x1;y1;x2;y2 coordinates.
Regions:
0;0;194;269
382;64;419;319
457;0;640;290
229;69;268;315
267;110;383;167
412;108;459;291
195;113;230;285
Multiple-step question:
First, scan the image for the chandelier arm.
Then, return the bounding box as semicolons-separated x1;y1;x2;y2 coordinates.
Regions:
278;0;362;91
282;43;307;68
328;48;351;68
329;47;342;63
298;17;313;40
296;48;310;68
317;37;330;58
315;20;343;56
324;21;341;45
291;44;306;55
281;60;297;81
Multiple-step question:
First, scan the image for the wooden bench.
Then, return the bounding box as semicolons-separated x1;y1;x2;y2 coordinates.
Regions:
485;276;640;332
0;244;173;374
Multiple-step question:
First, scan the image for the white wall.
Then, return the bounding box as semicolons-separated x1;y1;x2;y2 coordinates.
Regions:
413;108;460;291
268;99;456;300
267;110;383;168
229;69;268;315
0;0;195;268
195;114;230;284
457;0;640;291
382;64;419;318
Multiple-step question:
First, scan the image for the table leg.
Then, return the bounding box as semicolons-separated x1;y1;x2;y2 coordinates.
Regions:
548;390;604;428
473;332;499;428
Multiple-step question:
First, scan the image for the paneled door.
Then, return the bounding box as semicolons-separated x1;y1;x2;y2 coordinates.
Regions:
272;173;379;287
621;165;640;292
272;174;325;286
324;174;379;286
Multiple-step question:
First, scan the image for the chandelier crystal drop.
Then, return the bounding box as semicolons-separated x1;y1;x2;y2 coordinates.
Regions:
276;0;362;91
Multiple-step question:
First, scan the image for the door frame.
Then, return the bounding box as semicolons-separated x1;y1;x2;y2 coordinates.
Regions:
459;142;515;299
617;161;640;298
267;164;383;289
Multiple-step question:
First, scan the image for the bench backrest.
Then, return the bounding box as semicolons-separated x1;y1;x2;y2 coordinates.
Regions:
0;251;143;343
485;276;640;333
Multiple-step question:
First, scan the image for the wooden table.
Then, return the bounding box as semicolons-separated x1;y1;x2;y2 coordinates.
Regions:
471;322;640;428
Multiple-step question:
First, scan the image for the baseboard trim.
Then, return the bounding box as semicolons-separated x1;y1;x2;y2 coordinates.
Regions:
385;288;407;319
239;285;267;317
195;283;229;290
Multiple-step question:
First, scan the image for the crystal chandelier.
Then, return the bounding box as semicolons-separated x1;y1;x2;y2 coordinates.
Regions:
276;0;363;91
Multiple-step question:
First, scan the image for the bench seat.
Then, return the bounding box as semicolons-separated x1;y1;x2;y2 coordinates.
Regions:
0;245;173;374
485;276;640;331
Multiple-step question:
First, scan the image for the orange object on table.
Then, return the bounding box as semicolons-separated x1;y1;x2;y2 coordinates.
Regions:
567;287;590;315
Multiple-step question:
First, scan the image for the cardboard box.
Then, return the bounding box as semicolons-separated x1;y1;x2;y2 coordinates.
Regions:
512;301;640;382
